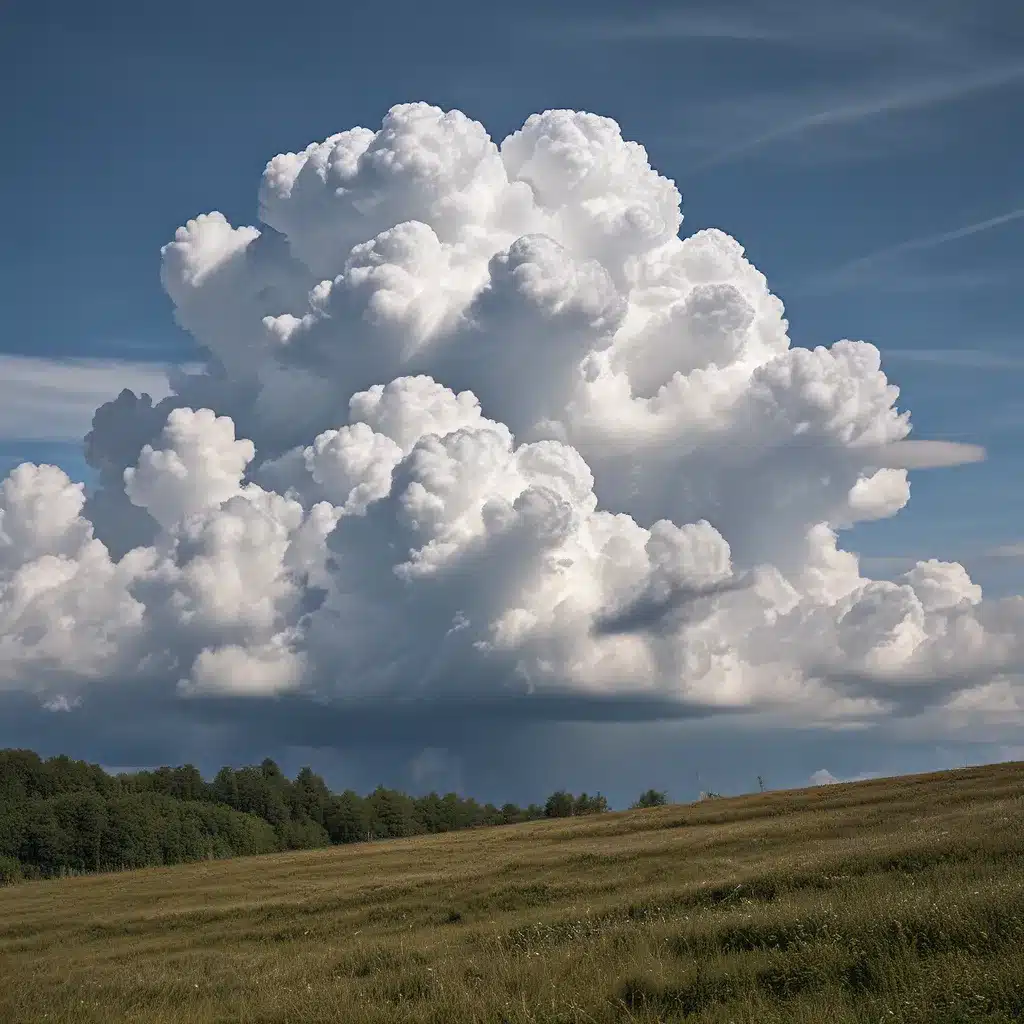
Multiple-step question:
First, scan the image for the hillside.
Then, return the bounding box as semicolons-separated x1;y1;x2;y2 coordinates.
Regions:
1;761;1023;1023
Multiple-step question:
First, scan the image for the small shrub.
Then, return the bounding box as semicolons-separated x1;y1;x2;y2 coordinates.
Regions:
631;789;668;809
0;855;22;886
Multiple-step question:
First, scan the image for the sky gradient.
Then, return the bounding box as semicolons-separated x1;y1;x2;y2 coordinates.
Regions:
1;0;1022;806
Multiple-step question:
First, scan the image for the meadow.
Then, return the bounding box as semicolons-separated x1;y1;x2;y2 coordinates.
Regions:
2;761;1023;1023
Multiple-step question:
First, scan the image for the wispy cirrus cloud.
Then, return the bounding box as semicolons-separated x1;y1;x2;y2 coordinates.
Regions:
555;2;1022;170
806;268;1020;296
882;348;1024;371
871;207;1024;258
859;543;1024;575
798;205;1024;295
986;543;1024;559
558;10;790;43
554;1;980;52
0;354;181;442
690;63;1024;168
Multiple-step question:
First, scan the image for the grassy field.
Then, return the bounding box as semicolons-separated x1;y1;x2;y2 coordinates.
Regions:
2;762;1023;1023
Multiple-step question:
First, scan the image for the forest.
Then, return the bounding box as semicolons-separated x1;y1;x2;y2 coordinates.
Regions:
0;748;665;884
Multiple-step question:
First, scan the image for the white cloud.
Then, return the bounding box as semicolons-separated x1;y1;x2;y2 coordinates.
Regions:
43;695;82;713
1;102;1020;739
869;440;986;470
0;355;181;442
808;767;883;786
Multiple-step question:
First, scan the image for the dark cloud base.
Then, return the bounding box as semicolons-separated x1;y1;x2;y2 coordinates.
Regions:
2;690;1012;811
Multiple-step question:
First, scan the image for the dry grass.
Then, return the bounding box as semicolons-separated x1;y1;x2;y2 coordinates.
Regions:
2;761;1023;1023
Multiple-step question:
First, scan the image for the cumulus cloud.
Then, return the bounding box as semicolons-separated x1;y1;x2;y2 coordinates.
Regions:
2;101;1019;740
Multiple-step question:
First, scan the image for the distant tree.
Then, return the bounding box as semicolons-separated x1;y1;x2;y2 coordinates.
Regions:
368;786;417;839
46;754;112;798
50;792;108;872
101;795;161;869
574;792;609;815
150;766;177;797
500;802;524;825
278;816;330;851
324;790;369;844
411;792;442;833
440;791;481;831
210;766;240;809
290;767;331;827
171;764;207;802
544;790;575;818
19;803;64;875
234;766;289;828
631;789;668;809
0;746;634;884
0;749;46;802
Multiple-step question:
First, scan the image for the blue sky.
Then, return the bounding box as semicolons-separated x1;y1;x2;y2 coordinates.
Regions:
1;0;1022;802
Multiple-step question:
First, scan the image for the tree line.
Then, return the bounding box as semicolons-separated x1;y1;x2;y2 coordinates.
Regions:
0;749;668;885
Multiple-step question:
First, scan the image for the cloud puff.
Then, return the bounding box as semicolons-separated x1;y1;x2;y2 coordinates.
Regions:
2;102;1019;738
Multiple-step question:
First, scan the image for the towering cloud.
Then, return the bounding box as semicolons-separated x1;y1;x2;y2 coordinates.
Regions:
1;103;1016;738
